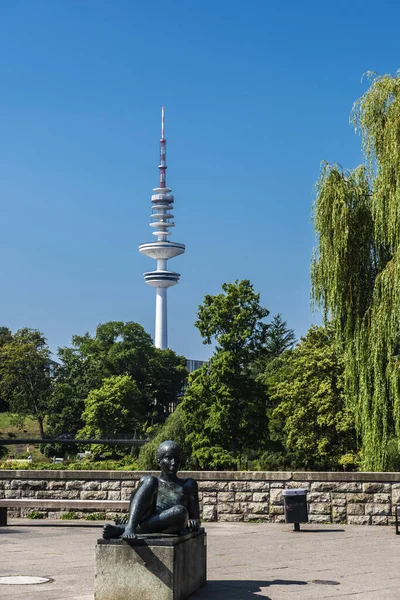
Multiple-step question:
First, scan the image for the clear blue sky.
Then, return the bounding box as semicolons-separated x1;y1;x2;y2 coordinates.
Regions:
0;0;399;361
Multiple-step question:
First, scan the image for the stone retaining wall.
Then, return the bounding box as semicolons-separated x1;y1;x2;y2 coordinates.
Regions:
1;470;400;525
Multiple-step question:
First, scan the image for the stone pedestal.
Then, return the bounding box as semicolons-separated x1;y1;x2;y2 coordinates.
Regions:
95;529;207;600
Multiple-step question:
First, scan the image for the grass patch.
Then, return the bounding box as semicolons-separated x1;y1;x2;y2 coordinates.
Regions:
83;513;106;521
0;412;40;436
61;511;78;520
27;511;45;519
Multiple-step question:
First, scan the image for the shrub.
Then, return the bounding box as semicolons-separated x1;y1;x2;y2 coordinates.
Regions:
27;511;45;519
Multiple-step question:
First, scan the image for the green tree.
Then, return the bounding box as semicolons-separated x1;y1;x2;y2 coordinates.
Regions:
0;329;52;438
251;313;296;377
265;314;296;358
267;325;357;470
180;280;269;469
49;321;187;436
78;375;144;456
0;327;13;412
312;72;400;469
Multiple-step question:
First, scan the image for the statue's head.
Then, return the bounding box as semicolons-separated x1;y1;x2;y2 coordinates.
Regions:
156;440;181;476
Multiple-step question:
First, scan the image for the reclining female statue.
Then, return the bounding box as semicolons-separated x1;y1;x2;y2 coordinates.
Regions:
103;440;200;540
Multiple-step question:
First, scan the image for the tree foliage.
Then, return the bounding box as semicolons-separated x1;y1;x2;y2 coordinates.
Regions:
0;329;52;438
180;280;269;469
48;321;187;436
267;325;357;470
78;375;143;456
312;72;400;469
138;404;194;470
265;314;296;358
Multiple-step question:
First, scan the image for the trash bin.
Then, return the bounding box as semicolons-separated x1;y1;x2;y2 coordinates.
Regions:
282;488;308;531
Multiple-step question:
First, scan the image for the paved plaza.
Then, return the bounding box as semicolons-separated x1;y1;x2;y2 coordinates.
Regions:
1;520;400;599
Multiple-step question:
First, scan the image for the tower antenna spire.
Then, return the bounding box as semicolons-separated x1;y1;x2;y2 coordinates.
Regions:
139;107;186;349
159;106;167;188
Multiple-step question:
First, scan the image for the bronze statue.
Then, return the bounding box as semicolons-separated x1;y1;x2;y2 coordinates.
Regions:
103;440;200;540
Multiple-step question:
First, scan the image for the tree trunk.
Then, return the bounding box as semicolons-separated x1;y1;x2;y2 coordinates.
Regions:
231;426;238;470
37;416;45;439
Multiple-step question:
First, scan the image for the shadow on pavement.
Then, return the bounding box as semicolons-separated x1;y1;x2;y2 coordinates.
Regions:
192;578;308;598
0;528;23;534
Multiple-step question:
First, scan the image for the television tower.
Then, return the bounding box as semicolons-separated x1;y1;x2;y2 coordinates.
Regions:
139;108;185;349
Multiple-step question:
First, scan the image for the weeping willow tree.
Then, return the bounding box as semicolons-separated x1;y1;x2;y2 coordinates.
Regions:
312;72;400;470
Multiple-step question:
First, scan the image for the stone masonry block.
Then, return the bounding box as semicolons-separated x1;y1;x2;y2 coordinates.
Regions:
362;483;391;494
365;503;391;516
269;505;284;515
347;503;365;516
332;498;346;507
235;492;252;502
107;492;121;501
82;481;101;491
36;490;80;499
348;516;371;525
217;502;242;514
202;495;217;505
48;481;66;490
308;492;330;503
373;493;390;503
247;481;269;491
335;483;362;493
198;481;219;492
309;503;331;515
332;507;346;522
252;492;269;502
310;482;337;492
246;502;269;515
309;515;332;524
5;490;21;499
80;491;108;500
228;482;247;492
346;493;372;504
269;489;283;505
202;505;217;521
121;488;135;499
218;492;235;502
66;481;84;490
101;481;121;491
273;515;286;523
372;516;388;525
11;480;46;490
121;481;138;489
286;483;310;491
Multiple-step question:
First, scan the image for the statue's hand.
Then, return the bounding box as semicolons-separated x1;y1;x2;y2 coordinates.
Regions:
188;519;200;532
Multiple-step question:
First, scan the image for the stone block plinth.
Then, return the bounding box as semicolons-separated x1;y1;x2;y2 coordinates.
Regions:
95;529;207;600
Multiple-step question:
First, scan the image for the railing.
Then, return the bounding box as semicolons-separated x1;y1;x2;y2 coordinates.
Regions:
0;438;149;447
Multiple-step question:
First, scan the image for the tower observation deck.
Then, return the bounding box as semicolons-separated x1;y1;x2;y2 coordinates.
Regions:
139;108;185;349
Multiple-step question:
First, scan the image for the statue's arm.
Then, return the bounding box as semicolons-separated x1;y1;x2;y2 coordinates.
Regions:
186;478;200;531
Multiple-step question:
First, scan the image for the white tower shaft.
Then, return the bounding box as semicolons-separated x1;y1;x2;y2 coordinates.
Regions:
155;287;168;349
138;108;185;349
